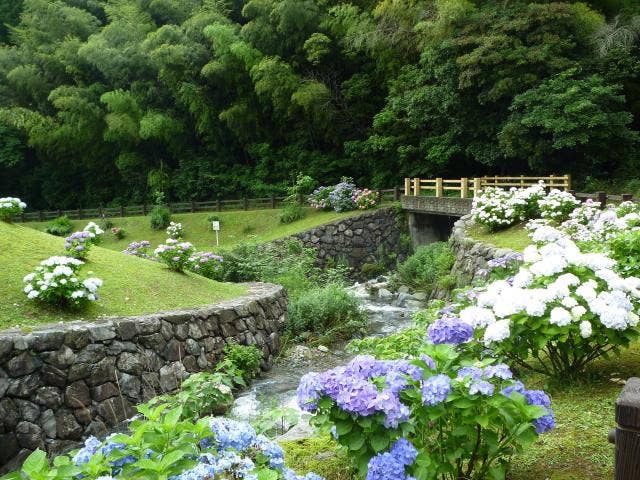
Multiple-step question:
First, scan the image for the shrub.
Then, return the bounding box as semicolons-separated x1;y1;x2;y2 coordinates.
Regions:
328;178;357;212
280;203;307;224
111;226;126;239
101;216;114;229
45;215;74;236
63;231;94;259
149;204;171;230
472;187;522;231
287;284;367;340
309;185;334;210
352;189;378;210
242;223;256;234
148;372;234;420
207;214;220;223
166;221;183;239
154;239;196;271
609;229;640;278
0;196;26;221
288;173;317;197
23;256;102;308
361;262;385;279
216;342;263;383
538;189;580;222
5;409;321;480
123;240;153;259
395;242;455;292
297;348;554;479
188;251;224;278
449;224;640;378
82;221;104;244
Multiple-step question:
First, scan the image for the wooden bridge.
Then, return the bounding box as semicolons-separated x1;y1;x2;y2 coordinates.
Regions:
402;175;571;217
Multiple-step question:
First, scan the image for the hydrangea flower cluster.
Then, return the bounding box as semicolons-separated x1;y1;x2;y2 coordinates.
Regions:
64;231;94;259
501;382;556;434
353;189;379;210
154;239;196;271
297;355;426;428
23;256;102;307
472;187;522;231
308;186;334;210
554;200;640;243
123;240;153;259
188;251;224;279
166;221;184;239
83;221;104;243
0;196;26;221
427;317;473;345
538;189;580;222
328;179;357;212
365;439;417;480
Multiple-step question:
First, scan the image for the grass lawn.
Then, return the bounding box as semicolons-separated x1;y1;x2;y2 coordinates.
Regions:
25;207;368;253
467;223;531;252
281;342;639;479
0;221;247;330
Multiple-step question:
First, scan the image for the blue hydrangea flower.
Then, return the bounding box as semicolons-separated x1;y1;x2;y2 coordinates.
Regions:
421;374;451;406
375;389;410;428
427;318;473;345
533;412;556;434
210;418;257;452
500;381;526;397
469;380;495;396
456;366;483;381
524;390;551;407
296;372;322;412
483;364;513;380
254;434;285;470
419;354;436;370
73;436;102;465
366;452;406;480
389;438;418;466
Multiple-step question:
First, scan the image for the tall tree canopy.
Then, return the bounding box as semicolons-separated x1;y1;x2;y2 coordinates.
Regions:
0;0;639;208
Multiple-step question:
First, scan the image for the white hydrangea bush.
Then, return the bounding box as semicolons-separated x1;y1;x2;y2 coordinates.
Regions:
23;256;103;308
538;189;580;222
83;221;105;244
452;225;640;378
0;197;27;221
471;187;523;231
166;221;184;239
556;200;640;244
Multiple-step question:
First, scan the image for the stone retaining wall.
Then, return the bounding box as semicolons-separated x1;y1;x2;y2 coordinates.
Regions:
448;214;518;287
0;283;286;472
291;207;404;277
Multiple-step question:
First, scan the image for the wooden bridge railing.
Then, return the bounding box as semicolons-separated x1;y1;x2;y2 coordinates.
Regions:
404;175;572;198
610;377;640;479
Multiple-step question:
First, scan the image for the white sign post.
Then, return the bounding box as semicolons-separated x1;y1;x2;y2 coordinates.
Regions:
212;221;220;246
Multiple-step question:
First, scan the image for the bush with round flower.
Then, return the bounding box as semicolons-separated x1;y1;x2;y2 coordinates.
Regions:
0;196;26;221
446;224;640;378
188;251;224;279
297;349;554;479
4;406;322;480
471;187;523;231
538;189;580;222
154;239;196;271
123;240;153;259
353;189;378;210
166;221;184;239
64;231;95;259
22;256;102;308
328;178;357;212
83;221;105;244
309;186;334;210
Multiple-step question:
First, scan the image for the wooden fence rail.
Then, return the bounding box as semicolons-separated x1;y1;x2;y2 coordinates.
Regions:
16;188;402;223
404;175;572;198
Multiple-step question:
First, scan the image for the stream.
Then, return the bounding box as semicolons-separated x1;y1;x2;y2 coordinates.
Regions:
229;283;420;437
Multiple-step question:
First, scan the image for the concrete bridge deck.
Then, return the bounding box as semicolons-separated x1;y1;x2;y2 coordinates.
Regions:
401;195;472;217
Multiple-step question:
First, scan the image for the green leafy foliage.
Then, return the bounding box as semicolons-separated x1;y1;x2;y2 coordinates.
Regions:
149;205;171;230
44;215;74;237
395;242;455;293
287;283;367;341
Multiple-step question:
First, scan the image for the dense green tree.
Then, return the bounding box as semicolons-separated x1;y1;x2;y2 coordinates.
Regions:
0;0;638;209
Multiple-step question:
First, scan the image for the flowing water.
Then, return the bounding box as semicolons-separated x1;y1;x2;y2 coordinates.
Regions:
229;285;419;432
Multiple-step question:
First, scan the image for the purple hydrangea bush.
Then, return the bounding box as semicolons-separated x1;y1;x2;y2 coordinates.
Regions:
154;239;196;272
22;256;102;308
7;407;322;480
64;231;95;259
123;240;153;259
297;350;554;479
188;251;224;279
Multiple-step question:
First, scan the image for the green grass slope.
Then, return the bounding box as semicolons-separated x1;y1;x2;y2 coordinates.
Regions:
467;223;531;252
27;207;368;253
0;222;247;330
